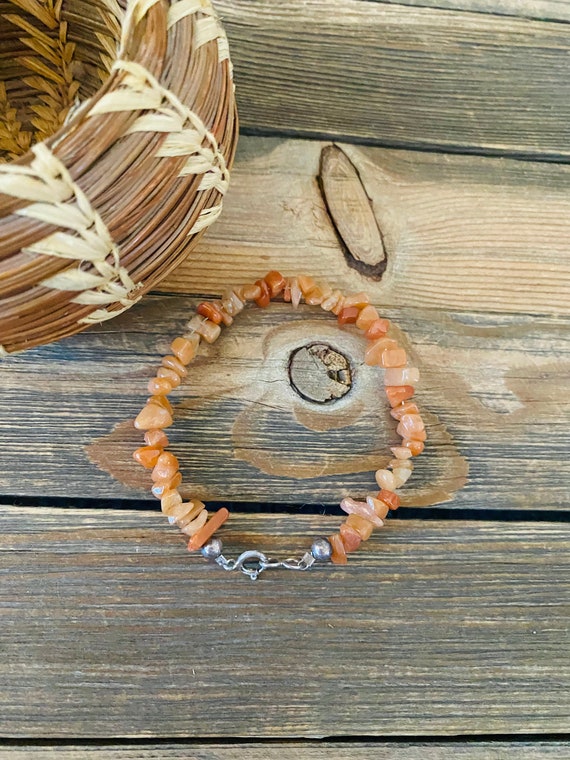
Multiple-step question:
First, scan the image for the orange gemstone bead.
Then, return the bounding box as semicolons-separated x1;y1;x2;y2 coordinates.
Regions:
151;471;182;498
151;452;179;482
355;304;379;331
390;445;413;459
364;318;390;340
384;367;420;386
171;335;199;364
343;292;370;309
254;279;271;307
345;514;374;541
328;533;348;565
381;348;407;368
403;438;425;456
144;429;169;448
397;413;426;441
160;489;183;515
338;306;360;325
264;270;287;297
162;355;188;377
133;446;162;469
240;283;262;301
339;523;362;552
157;367;181;388
134;403;173;430
321;290;343;312
180;508;209;537
177;500;206;529
148;376;173;395
378;488;400;511
390;401;420;420
367;495;390;519
297;274;317;296
187;507;230;551
385;385;415;407
197;302;223;324
365;337;398;366
340;497;383;527
148;395;173;414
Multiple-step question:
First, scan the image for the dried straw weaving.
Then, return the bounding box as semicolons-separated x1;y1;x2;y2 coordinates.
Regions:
0;0;238;354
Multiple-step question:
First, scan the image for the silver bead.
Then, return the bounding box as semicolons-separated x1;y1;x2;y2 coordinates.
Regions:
311;537;332;561
201;538;223;560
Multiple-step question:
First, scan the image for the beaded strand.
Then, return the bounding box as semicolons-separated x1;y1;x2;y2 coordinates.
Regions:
132;271;426;569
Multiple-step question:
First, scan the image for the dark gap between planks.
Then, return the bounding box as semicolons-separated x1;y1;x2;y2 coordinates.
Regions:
239;125;570;165
2;495;569;522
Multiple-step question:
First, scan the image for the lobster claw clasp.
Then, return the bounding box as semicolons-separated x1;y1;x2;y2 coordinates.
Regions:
231;550;271;580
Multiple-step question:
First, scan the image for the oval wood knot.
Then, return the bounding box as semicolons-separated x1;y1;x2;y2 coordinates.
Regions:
288;342;352;404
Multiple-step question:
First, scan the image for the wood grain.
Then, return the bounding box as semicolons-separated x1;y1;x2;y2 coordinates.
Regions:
218;1;570;157
2;741;570;758
162;138;570;317
367;0;570;23
1;505;569;737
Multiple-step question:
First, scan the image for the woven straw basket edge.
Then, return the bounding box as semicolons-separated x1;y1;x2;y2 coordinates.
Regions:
0;0;238;354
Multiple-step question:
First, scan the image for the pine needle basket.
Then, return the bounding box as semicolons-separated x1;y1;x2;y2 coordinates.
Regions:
0;0;238;354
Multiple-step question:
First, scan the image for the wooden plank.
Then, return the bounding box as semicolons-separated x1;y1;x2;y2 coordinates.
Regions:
219;1;570;158
367;1;570;23
3;741;570;758
162;138;570;317
1;507;569;737
1;294;569;508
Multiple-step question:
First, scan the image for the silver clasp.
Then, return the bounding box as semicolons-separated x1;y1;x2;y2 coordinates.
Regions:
215;549;315;580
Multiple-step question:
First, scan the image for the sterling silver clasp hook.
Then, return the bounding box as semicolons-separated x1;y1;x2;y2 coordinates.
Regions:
213;548;316;580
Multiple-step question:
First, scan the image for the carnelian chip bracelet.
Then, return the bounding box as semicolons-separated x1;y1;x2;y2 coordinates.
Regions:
132;271;426;580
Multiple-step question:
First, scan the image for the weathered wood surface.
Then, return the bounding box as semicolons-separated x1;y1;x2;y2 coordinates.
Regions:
3;741;570;758
0;137;568;508
219;1;570;158
162;138;570;316
1;506;569;737
1;294;569;509
366;0;570;22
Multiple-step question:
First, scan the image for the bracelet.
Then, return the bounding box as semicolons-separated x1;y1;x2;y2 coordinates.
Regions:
132;271;426;580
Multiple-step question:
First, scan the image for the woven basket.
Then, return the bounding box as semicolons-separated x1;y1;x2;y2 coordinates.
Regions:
0;0;237;354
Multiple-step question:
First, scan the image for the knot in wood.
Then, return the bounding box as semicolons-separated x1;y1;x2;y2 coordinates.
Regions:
288;342;352;404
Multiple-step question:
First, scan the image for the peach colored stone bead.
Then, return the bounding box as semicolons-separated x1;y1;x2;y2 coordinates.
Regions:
148;395;173;414
398;424;426;442
188;507;230;551
264;270;287;297
133;446;162;469
397;413;425;434
381;348;407;368
157;367;181;388
365;337;398;366
298;274;317;296
144;429;169;448
328;533;348;565
345;514;374;541
160;488;183;515
255;279;271;307
340;497;383;527
389;458;413;471
283;281;292;302
378;488;400;510
151;471;182;498
338;306;360;325
171;335;199;364
331;295;346;315
197;301;223;324
162;355;188;378
390;401;420;421
339;522;362;552
290;277;302;308
385;385;414;407
196;318;222;343
166;500;196;521
215;301;234;326
403;438;425;456
392;467;412;488
375;469;396;491
384;367;420;386
343;292;370;309
240;283;262;301
135;403;173;430
390;445;413;459
152;452;179;482
221;290;244;316
367;495;390;520
320;290;342;312
180;508;209;538
355;304;379;331
305;284;331;306
177;500;206;529
364;318;390;340
148;376;173;396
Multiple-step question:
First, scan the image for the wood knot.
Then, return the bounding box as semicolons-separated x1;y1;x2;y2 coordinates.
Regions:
288;342;353;404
